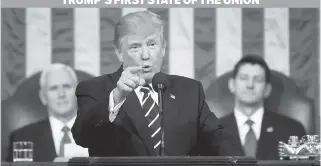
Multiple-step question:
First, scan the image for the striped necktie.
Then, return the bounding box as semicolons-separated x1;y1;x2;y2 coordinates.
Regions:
244;119;257;157
140;85;162;155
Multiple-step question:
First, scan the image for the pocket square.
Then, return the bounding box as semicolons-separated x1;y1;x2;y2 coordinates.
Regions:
266;126;274;133
170;94;175;99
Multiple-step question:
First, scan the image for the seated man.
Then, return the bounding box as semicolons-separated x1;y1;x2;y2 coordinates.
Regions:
220;55;307;160
7;63;88;162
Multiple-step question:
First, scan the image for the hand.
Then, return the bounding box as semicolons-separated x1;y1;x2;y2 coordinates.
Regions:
113;66;145;105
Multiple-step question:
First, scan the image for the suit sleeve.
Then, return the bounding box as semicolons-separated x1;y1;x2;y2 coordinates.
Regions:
196;81;243;156
6;132;14;162
294;120;307;138
71;80;120;148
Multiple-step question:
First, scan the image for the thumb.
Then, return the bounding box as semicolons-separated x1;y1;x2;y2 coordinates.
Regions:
138;77;146;86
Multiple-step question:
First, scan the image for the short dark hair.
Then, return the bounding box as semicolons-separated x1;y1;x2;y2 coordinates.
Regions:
232;54;271;83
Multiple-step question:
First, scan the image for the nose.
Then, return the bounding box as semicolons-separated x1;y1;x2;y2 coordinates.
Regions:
246;79;255;89
58;88;66;98
141;46;150;60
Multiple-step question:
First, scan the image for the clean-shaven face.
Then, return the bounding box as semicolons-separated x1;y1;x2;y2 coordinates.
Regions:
121;32;165;83
232;63;268;105
41;69;77;118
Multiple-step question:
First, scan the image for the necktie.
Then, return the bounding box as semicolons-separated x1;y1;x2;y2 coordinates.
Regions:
140;85;162;155
244;119;257;157
59;126;72;157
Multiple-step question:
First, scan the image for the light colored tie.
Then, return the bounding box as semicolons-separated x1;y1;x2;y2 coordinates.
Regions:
243;119;257;157
140;85;162;155
59;126;72;157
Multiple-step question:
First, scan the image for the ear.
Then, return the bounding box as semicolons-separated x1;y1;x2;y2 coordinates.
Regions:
114;47;123;62
39;89;47;105
161;41;167;57
263;83;272;98
228;78;235;94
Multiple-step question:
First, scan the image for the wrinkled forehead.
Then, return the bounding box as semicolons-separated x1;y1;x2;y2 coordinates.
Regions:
116;12;163;39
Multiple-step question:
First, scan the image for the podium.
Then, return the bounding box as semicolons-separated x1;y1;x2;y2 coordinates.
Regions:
68;156;257;166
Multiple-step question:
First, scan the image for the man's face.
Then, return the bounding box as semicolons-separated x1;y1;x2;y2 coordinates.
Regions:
40;69;77;118
120;32;165;83
231;63;269;105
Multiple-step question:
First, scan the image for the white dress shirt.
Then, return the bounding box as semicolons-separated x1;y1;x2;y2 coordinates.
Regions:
234;107;264;146
48;116;76;155
109;83;158;122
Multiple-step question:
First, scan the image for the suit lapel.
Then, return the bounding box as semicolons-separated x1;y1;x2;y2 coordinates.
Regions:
38;120;57;161
109;68;180;155
230;114;245;156
122;91;156;156
109;65;156;155
256;111;276;159
162;86;179;155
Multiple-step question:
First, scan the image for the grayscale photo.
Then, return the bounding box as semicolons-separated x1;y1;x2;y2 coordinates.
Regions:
1;8;320;164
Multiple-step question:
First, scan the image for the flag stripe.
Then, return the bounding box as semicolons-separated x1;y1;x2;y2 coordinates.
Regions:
148;8;170;74
51;9;74;67
194;8;216;90
74;8;100;77
1;9;26;99
289;8;320;133
100;8;122;75
242;8;264;56
169;8;194;78
26;8;51;77
264;8;290;76
216;8;242;77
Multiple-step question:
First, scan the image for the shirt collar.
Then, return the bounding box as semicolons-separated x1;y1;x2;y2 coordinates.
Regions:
234;107;264;126
49;115;76;132
135;83;156;94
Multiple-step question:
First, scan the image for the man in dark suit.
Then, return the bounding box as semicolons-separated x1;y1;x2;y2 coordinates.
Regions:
220;55;307;160
7;63;88;162
71;11;242;157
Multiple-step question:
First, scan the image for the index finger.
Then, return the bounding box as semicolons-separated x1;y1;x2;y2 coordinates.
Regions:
126;66;142;74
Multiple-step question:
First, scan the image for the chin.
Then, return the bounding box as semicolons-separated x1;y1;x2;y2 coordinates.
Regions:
142;72;154;81
242;100;262;106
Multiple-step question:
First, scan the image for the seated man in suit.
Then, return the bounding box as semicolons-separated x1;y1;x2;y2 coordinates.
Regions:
220;55;307;160
7;63;88;162
71;11;242;157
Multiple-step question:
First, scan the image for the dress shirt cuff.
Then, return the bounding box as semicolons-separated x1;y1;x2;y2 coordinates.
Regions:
108;89;126;122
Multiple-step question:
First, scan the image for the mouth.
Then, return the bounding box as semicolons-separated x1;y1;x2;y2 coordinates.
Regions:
57;101;69;106
242;92;256;96
142;65;152;72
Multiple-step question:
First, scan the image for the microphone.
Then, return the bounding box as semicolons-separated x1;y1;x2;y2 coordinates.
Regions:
152;72;170;156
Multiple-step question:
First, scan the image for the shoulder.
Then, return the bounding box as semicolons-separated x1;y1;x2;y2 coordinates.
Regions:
267;112;301;125
10;120;49;140
218;113;237;129
266;111;306;133
167;74;202;91
76;74;111;96
219;113;234;123
77;74;110;90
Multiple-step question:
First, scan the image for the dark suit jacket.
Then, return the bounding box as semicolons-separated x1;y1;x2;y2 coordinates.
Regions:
7;119;57;162
71;66;243;157
220;111;307;160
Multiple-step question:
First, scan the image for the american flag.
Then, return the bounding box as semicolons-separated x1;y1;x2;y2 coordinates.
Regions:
1;8;319;128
